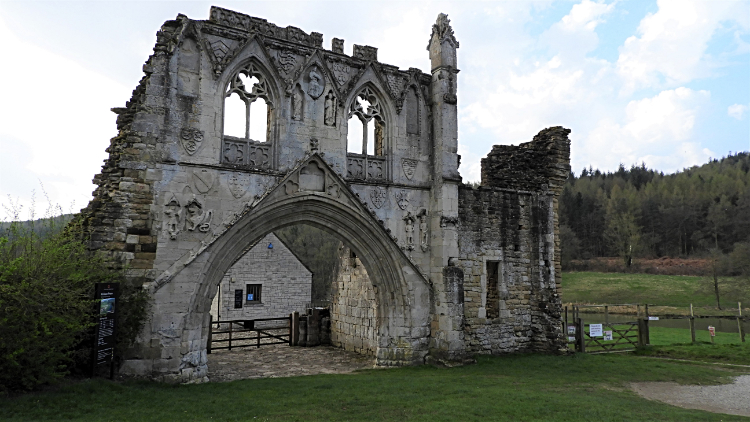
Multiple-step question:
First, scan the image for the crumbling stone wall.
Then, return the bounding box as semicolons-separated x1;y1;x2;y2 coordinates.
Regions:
458;127;570;355
79;17;186;281
330;245;378;356
210;233;312;321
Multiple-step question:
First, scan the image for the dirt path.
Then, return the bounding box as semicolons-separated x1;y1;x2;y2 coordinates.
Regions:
631;375;750;417
207;344;375;382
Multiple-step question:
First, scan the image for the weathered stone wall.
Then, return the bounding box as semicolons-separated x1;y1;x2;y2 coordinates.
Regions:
330;245;378;356
480;126;571;193
80;7;569;383
457;127;570;355
210;233;312;321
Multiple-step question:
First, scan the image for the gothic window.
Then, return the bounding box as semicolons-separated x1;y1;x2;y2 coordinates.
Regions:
224;64;271;142
222;63;273;170
347;88;385;156
346;87;386;180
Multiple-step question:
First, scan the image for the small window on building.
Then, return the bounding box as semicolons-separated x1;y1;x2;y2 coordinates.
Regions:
246;284;262;303
234;289;244;309
486;261;500;319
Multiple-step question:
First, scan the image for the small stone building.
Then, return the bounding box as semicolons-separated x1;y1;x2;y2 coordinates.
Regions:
210;233;312;321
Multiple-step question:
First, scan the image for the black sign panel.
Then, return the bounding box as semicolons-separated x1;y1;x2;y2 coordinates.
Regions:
234;289;243;309
94;283;119;366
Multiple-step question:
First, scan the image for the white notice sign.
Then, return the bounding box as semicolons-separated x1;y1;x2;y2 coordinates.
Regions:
589;324;603;337
603;330;613;341
649;316;659;321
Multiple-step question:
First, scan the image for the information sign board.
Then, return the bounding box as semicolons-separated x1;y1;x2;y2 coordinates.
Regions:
603;330;613;341
708;326;716;336
589;324;603;337
93;283;119;368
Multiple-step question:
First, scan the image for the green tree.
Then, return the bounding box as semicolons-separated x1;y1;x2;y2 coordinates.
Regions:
604;185;642;267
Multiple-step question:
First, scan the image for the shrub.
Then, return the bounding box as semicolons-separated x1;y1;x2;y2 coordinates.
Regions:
0;199;148;393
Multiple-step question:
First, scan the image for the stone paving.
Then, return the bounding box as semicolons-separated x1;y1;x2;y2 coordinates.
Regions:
207;344;375;382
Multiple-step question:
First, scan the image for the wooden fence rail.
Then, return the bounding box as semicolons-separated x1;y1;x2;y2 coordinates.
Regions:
207;316;291;353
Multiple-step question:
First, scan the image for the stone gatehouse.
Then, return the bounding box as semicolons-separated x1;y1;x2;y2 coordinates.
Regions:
81;6;571;383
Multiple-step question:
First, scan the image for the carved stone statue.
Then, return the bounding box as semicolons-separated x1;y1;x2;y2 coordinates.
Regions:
184;196;204;231
308;68;324;99
163;196;182;240
324;91;336;126
404;212;415;250
292;87;302;120
419;211;429;252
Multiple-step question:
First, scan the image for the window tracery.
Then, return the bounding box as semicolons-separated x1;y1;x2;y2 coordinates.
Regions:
346;87;386;181
222;63;273;170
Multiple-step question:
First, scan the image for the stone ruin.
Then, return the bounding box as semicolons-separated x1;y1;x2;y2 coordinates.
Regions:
81;6;571;382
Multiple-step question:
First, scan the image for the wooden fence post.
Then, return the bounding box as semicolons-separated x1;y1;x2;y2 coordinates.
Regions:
690;303;696;344
577;318;585;353
739;302;745;343
229;321;233;351
605;305;609;325
637;319;647;347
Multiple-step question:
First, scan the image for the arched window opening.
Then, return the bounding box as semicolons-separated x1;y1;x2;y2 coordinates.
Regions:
224;92;247;138
249;99;268;142
347;115;364;153
222;63;273;169
366;120;376;156
346;87;386;181
374;119;384;156
224;65;270;141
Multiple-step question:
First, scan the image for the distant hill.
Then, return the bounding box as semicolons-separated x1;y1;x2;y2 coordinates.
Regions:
0;214;75;239
560;152;750;262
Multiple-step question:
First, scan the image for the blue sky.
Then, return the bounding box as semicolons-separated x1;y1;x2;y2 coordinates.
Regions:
0;0;748;218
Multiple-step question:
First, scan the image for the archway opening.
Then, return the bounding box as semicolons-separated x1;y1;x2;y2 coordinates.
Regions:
206;223;379;380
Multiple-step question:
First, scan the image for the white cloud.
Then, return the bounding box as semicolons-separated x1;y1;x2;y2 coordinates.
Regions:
540;0;615;58
728;103;748;120
0;15;130;215
580;88;710;172
638;142;714;172
616;0;745;92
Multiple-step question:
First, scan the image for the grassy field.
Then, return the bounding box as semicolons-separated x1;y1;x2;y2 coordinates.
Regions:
561;272;750;310
1;354;749;422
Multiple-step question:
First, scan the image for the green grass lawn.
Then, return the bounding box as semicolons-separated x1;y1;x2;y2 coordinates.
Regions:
1;354;748;422
649;326;746;346
561;272;750;309
634;326;750;365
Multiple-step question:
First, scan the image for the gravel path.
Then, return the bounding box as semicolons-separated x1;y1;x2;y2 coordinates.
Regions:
631;375;750;417
207;344;375;382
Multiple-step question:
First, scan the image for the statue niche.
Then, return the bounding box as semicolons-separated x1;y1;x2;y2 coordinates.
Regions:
324;91;337;126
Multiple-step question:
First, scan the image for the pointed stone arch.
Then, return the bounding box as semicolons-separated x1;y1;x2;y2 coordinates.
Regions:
145;155;432;382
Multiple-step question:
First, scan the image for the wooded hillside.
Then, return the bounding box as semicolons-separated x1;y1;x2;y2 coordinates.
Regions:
560;152;750;268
